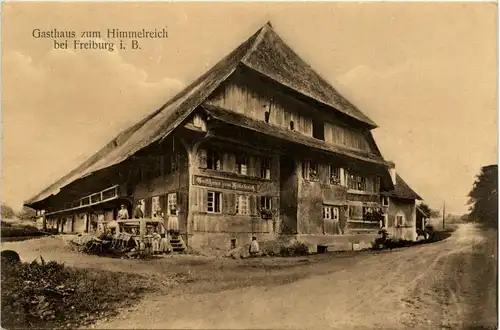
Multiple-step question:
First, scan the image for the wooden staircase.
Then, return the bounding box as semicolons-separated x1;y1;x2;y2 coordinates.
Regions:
169;233;186;253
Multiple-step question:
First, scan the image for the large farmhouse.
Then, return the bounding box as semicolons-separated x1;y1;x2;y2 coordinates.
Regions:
26;22;422;252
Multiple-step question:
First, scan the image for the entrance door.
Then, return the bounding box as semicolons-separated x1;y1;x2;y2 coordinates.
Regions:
323;205;341;235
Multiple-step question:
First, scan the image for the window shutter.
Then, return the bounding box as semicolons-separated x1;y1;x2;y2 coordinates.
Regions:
272;196;279;213
176;191;182;207
222;152;231;173
223;192;231;214
228;193;236;215
159;194;167;212
247;157;254;177
249;196;257;216
198;149;207;169
144;197;152;218
253;157;261;178
159;194;167;219
200;189;207;213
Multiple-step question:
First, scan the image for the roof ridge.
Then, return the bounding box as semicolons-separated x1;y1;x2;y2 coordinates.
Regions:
240;23;270;64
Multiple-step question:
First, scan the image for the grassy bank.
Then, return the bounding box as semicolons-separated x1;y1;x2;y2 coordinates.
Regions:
1;258;155;329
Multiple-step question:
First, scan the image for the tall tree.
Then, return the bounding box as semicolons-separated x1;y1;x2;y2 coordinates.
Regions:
17;206;37;221
1;203;15;219
418;202;440;218
468;165;498;228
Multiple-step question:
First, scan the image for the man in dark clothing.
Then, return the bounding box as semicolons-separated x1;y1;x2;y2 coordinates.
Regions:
133;201;144;219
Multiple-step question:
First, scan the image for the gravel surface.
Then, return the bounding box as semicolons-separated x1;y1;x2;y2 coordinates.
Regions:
2;224;496;329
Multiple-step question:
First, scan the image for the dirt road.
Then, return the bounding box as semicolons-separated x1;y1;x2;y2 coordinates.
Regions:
87;224;496;329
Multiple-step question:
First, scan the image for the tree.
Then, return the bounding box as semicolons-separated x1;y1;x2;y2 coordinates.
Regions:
17;206;36;221
1;203;15;219
467;164;498;228
418;202;440;218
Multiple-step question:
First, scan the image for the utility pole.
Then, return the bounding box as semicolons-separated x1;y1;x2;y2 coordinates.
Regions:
442;201;446;230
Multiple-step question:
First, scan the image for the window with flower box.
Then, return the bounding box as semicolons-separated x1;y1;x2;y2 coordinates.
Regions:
302;160;319;181
327;164;341;185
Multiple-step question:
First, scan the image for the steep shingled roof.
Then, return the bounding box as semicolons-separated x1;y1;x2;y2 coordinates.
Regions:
25;22;379;207
381;174;422;201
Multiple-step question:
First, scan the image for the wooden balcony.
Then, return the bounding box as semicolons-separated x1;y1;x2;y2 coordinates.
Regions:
46;185;122;216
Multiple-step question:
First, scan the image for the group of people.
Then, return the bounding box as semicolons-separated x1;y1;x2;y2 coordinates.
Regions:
117;202;179;232
117;202;146;220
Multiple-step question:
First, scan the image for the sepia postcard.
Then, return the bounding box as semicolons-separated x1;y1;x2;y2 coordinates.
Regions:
1;2;498;329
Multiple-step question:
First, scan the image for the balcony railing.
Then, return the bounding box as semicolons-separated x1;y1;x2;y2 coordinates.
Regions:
46;185;120;216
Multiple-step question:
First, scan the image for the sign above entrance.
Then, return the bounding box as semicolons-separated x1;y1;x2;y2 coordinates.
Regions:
193;175;257;192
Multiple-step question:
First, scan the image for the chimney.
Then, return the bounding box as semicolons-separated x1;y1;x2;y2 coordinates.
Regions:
388;162;396;186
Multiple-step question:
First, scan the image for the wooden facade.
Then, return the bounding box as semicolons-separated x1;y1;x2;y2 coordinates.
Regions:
29;23;423;252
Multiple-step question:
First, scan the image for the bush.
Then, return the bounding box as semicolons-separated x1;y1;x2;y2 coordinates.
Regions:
1;258;153;329
278;241;309;257
424;225;436;240
1;225;45;238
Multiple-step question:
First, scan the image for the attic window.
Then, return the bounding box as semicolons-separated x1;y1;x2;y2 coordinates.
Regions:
289;121;294;131
312;120;325;140
264;111;270;123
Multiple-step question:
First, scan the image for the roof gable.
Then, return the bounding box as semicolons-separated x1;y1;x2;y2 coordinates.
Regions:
241;23;376;127
381;173;422;201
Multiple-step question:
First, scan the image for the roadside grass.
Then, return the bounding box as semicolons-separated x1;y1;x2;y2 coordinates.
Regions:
1;219;51;241
1;258;156;329
373;229;454;251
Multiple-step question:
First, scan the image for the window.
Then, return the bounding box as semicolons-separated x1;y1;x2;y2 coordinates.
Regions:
260;196;272;210
363;207;383;222
323;205;340;220
396;215;405;227
237;155;248;175
328;165;341;185
207;191;221;213
236;195;249;215
261;158;271;179
290;121;295;131
207;149;221;170
357;177;366;191
346;173;367;191
381;196;389;207
151;196;161;218
167;193;177;215
302;160;319;181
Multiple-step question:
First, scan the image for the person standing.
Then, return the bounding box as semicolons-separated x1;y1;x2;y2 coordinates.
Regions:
133;201;144;219
249;236;260;257
117;204;129;220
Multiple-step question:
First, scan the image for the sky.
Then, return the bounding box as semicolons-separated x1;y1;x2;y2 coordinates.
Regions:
1;2;497;215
